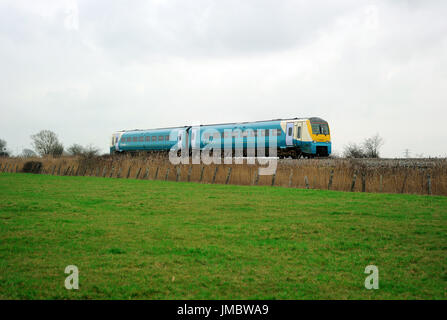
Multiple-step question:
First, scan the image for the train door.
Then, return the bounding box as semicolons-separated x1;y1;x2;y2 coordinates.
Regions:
177;130;183;150
286;122;294;146
191;127;200;150
114;133;121;151
177;130;189;150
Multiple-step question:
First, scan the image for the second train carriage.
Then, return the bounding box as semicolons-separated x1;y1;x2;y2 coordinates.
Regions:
110;117;331;158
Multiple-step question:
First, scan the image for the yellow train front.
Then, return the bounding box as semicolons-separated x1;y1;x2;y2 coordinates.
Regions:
283;117;331;158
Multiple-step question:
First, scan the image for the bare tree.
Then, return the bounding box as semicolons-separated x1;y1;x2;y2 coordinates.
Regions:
67;143;100;158
21;148;37;158
0;138;8;157
362;134;384;158
31;130;64;157
403;149;411;158
82;144;100;158
67;144;85;156
343;143;366;158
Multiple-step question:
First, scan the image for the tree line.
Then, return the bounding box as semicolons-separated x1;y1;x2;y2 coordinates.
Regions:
0;130;100;158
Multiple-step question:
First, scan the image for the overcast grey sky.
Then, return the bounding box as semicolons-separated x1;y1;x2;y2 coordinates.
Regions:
0;0;446;157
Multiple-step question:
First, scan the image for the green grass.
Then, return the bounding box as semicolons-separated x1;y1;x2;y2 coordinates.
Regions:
0;173;446;299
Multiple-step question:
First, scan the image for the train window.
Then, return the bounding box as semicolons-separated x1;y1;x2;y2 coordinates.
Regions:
276;129;282;136
298;127;301;139
158;136;164;141
288;127;292;136
145;136;150;141
250;131;255;137
127;137;131;142
133;137;137;142
121;137;126;142
152;136;156;142
165;135;169;141
139;136;144;142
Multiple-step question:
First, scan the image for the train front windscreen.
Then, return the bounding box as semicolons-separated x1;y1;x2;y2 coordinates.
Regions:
310;120;330;135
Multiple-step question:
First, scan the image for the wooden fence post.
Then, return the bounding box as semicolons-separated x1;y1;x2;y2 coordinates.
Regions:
187;166;192;182
304;176;309;189
126;166;132;179
15;164;19;173
253;169;259;186
199;166;205;182
109;167;114;178
51;165;56;175
350;171;357;192
212;167;218;184
165;167;170;181
288;169;294;188
401;173;408;194
95;167;100;177
102;167;107;177
57;165;62;175
154;167;159;180
225;167;232;185
143;168;149;179
117;167;122;178
271;172;276;186
65;166;71;176
135;167;142;179
176;166;181;182
328;169;334;190
379;175;383;193
427;173;432;195
361;172;366;192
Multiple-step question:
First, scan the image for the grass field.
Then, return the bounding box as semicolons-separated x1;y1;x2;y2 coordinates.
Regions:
0;173;446;299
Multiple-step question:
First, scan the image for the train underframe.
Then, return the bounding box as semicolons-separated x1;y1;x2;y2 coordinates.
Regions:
114;145;329;159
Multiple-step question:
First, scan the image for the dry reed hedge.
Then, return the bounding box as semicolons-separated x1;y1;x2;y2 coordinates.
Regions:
1;156;446;196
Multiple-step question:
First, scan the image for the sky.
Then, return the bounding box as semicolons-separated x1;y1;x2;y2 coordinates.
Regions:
0;0;446;157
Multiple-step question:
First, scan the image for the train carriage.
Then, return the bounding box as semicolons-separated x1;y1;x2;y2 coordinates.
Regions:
110;117;331;158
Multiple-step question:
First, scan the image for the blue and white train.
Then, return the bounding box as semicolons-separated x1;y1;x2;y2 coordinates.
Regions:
110;117;331;158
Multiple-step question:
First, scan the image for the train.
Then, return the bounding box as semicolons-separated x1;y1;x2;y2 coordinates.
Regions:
110;117;331;158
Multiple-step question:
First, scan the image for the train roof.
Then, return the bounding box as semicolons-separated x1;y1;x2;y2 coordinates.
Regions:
117;117;326;133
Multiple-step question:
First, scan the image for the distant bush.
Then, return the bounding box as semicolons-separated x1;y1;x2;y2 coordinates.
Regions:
67;143;100;158
344;134;384;159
